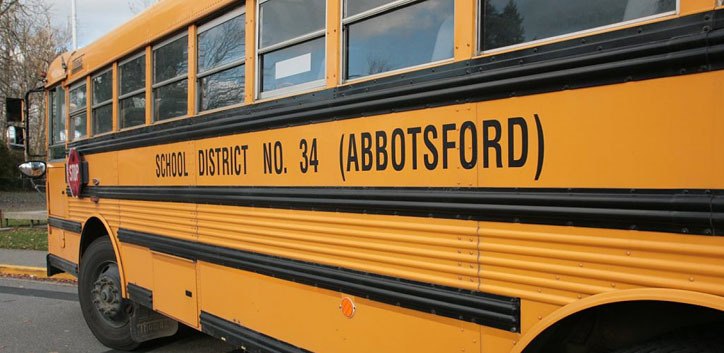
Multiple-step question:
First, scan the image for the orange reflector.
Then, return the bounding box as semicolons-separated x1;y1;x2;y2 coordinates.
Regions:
340;297;356;318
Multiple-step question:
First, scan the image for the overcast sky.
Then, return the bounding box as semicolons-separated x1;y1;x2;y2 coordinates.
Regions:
44;0;153;48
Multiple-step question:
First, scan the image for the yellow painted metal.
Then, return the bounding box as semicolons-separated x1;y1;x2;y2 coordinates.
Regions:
680;0;716;15
197;204;479;290
476;221;724;333
244;0;256;105
82;72;724;189
187;25;198;116
118;200;197;241
152;252;199;327
112;62;119;132
145;46;153;126
454;0;476;60
120;243;154;289
198;261;482;353
326;0;341;87
46;162;68;217
48;227;80;264
45;53;70;87
85;76;92;138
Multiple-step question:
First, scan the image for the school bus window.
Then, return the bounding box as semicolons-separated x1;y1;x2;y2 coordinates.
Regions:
92;68;113;135
258;0;325;96
344;0;454;80
198;8;245;112
480;0;677;51
69;82;87;140
119;52;146;129
153;33;188;121
48;86;66;146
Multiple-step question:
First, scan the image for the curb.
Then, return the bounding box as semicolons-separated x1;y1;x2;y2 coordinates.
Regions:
0;264;75;281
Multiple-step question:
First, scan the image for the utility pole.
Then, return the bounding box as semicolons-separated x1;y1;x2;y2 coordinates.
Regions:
71;0;77;50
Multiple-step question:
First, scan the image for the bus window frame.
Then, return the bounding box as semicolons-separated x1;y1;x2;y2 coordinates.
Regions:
47;86;65;146
255;0;327;100
476;0;680;55
340;0;456;84
196;6;246;113
152;31;189;122
68;81;88;142
91;67;114;136
47;85;67;160
118;50;147;131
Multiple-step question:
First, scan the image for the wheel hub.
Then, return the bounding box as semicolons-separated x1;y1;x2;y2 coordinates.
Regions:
91;267;123;320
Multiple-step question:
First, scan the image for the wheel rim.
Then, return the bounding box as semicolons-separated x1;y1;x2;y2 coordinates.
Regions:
90;261;130;328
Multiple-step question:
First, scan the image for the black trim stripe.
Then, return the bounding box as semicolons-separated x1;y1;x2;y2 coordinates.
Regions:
201;312;311;353
48;216;82;233
46;254;78;277
118;228;521;332
127;283;153;309
68;10;724;155
87;186;721;236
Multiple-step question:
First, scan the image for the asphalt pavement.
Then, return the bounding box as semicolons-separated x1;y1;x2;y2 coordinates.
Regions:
0;249;46;268
0;276;240;353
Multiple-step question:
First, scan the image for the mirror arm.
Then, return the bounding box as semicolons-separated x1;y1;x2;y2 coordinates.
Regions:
23;86;45;161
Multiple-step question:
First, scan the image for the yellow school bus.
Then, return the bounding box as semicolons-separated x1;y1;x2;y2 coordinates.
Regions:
15;0;724;351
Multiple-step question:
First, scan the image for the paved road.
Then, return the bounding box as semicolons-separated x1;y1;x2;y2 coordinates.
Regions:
0;277;239;353
0;249;46;268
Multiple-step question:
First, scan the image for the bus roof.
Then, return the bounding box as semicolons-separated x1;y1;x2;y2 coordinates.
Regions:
46;0;236;87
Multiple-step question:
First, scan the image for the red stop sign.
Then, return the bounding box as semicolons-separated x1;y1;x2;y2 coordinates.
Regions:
67;148;82;197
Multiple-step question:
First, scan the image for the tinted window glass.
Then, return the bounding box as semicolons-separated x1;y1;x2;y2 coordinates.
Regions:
120;94;146;129
154;36;188;83
345;0;395;17
69;84;86;113
481;0;676;51
200;65;245;111
261;37;325;92
120;55;145;95
71;113;86;140
49;88;66;145
346;0;453;79
260;0;325;48
154;80;187;120
93;104;113;134
92;70;112;104
199;14;245;73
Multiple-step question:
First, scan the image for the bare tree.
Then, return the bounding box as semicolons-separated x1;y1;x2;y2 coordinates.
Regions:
0;0;70;157
0;0;20;18
128;0;157;15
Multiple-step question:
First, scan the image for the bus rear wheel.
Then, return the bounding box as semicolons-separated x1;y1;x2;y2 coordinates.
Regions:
78;237;140;351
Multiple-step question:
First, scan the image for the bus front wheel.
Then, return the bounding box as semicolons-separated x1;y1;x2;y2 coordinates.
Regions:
78;237;140;351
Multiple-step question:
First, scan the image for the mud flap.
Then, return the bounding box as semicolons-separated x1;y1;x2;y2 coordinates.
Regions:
130;303;178;342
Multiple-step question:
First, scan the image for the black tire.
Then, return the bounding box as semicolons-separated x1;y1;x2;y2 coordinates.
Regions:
78;237;140;351
612;324;724;353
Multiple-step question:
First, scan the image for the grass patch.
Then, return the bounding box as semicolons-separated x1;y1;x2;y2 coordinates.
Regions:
5;219;39;227
0;223;48;250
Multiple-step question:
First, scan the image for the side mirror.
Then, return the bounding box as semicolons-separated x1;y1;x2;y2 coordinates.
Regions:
5;98;23;123
5;97;25;150
6;125;24;150
18;161;46;178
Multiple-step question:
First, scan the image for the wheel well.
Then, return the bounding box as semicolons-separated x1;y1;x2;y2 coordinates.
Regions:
523;301;723;353
79;217;110;261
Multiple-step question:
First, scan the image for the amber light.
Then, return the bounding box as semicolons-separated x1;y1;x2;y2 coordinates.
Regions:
340;297;356;318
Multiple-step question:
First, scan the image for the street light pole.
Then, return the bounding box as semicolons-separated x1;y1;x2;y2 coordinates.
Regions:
71;0;77;50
